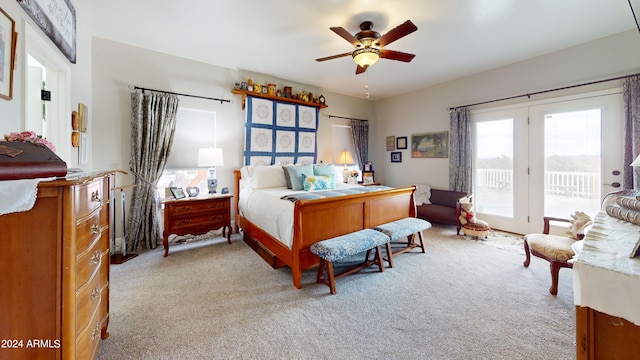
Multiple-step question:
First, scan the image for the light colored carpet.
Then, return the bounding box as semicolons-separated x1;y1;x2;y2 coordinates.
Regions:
97;224;574;360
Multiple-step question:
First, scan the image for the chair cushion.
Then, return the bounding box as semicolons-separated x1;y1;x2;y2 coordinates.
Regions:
373;217;432;241
524;233;577;262
310;229;391;263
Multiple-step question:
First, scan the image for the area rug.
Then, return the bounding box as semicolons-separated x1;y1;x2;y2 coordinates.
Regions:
478;230;525;254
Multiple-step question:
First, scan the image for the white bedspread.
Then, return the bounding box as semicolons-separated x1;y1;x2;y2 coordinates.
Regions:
238;182;361;248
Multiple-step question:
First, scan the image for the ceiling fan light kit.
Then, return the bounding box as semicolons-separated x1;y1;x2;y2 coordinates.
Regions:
352;47;381;68
316;20;418;75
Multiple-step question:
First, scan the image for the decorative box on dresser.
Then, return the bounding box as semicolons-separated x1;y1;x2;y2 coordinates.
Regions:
0;172;113;360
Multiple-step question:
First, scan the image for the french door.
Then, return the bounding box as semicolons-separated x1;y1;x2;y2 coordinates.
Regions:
472;90;623;234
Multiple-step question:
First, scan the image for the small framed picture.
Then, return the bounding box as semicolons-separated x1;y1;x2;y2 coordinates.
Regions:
169;187;186;199
386;136;395;151
362;171;374;184
391;152;402;163
396;136;407;150
364;161;373;172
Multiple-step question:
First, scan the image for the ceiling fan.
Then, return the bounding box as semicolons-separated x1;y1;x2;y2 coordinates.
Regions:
316;20;418;75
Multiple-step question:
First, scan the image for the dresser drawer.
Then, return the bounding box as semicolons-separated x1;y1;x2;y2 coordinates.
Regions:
166;198;229;216
77;234;108;290
77;207;109;255
76;178;107;219
76;303;102;360
76;269;102;334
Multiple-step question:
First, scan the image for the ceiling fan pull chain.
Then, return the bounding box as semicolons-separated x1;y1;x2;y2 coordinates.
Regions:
365;73;370;99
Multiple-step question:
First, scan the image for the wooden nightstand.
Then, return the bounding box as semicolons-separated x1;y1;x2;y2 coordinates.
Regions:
162;194;233;257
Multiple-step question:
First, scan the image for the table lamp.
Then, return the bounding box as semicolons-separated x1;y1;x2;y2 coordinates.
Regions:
198;147;224;193
337;150;354;183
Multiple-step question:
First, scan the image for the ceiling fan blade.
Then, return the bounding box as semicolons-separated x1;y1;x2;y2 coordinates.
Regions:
316;52;352;62
380;49;416;62
375;20;418;48
355;65;367;75
330;26;362;47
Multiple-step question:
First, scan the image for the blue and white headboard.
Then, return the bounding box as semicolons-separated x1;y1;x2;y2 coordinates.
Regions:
244;96;318;165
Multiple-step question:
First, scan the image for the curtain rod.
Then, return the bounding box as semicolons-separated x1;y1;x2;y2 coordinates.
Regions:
130;85;230;104
328;114;368;121
448;72;640;111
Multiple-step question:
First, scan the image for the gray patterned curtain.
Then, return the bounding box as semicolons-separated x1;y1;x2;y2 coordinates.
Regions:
127;91;179;251
623;75;640;190
449;107;472;193
350;119;368;170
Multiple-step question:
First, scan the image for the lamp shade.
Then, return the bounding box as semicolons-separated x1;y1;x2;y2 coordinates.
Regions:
198;148;224;167
631;154;640;167
337;150;354;166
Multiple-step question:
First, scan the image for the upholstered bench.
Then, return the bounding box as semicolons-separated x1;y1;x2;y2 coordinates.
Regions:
310;229;392;295
373;217;432;263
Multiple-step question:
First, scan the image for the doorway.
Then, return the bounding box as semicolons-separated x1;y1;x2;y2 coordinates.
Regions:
472;90;623;234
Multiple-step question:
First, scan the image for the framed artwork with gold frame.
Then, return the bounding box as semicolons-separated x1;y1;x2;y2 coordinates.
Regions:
0;7;17;100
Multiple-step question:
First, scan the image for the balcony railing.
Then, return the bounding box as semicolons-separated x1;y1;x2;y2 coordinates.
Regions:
477;169;600;198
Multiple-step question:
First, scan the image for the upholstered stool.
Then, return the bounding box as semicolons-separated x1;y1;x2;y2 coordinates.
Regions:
310;229;391;295
373;217;432;262
461;219;491;240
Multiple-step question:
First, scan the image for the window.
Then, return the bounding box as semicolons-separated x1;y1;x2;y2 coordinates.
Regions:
157;108;217;198
332;124;359;181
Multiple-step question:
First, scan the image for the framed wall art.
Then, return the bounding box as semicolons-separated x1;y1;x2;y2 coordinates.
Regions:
386;136;395;151
17;0;77;63
391;151;402;163
411;131;449;158
396;136;407;149
0;7;16;100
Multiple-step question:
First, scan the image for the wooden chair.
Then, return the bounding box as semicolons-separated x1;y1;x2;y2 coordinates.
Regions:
523;217;584;295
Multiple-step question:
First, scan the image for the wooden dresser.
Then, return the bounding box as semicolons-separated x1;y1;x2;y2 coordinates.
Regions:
0;172;112;360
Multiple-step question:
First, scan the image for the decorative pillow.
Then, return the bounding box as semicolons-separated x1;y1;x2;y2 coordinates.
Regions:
414;184;432;205
282;165;293;189
251;165;287;189
313;163;335;176
303;174;336;191
286;164;313;190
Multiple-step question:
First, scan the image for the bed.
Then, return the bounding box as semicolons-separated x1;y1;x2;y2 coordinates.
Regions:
233;164;416;289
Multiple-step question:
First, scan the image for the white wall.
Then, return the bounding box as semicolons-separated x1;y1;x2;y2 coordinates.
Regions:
91;38;377;199
374;30;640;190
0;1;93;168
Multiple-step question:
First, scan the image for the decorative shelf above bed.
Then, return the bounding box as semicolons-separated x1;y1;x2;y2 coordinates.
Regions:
231;89;328;110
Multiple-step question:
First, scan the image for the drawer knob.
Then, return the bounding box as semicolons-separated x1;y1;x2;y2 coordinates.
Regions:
90;251;101;265
91;285;101;300
91;191;101;202
90;223;100;234
90;322;101;341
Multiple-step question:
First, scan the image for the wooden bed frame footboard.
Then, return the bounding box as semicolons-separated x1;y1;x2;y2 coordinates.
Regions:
233;169;416;289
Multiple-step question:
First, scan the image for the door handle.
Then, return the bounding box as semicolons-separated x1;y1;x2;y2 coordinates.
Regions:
604;182;621;188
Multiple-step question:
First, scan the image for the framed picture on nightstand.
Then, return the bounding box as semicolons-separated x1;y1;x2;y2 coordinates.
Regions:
169;187;186;199
363;171;374;184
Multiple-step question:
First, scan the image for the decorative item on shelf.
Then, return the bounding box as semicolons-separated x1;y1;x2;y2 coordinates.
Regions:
254;84;261;93
284;86;292;98
241;82;248;90
276;89;282;97
307;92;313;102
198;147;224;193
267;83;277;95
234;82;241;89
319;95;325;104
247;79;253;92
337;150;354;183
261;86;268;94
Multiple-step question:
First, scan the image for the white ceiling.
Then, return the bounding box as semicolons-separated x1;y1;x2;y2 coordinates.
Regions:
87;0;638;100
